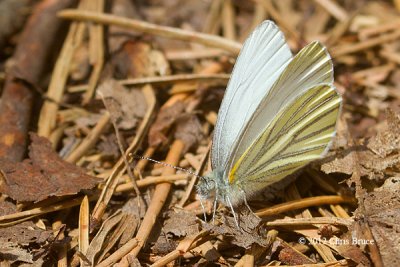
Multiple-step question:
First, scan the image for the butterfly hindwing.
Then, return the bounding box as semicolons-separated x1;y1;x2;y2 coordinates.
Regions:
229;84;341;192
228;41;340;192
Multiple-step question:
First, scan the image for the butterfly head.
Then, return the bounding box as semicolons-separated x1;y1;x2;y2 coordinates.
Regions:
196;169;220;201
197;168;243;206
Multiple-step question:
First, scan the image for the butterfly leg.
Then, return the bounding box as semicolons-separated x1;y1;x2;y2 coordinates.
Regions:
241;188;254;215
212;194;218;224
226;195;240;228
199;198;207;222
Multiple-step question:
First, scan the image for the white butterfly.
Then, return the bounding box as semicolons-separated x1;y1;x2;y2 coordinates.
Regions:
197;21;341;216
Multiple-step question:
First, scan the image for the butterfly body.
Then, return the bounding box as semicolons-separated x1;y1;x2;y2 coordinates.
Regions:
197;20;341;209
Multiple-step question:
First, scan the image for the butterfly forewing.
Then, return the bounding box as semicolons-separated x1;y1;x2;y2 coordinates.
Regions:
229;84;341;191
211;21;292;172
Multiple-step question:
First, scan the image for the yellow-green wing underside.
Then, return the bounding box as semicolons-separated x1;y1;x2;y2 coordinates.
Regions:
229;83;341;190
228;41;334;170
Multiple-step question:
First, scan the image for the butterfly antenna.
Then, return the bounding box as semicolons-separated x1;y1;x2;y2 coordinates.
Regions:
131;154;204;179
226;196;240;229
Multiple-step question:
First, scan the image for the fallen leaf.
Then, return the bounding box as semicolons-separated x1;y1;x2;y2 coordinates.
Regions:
97;134;120;159
89;196;147;265
152;210;199;255
321;109;400;181
367;109;400;157
207;208;267;249
75;112;104;128
0;201;53;264
356;176;400;266
111;41;170;79
335;244;371;266
174;114;204;153
151;234;178;255
0;133;100;202
163;210;199;237
0;242;33;264
98;79;147;130
148;101;186;147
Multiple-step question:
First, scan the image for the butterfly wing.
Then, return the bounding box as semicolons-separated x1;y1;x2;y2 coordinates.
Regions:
230;41;334;166
229;84;341;193
228;42;341;192
211;21;292;172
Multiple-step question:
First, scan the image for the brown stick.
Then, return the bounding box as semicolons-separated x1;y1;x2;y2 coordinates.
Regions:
58;9;242;54
67;73;231;93
331;29;400;57
0;0;74;162
313;0;349;22
78;196;90;266
81;0;105;104
96;239;138;267
118;139;185;265
222;0;236;40
258;0;301;44
37;2;87;138
255;195;355;217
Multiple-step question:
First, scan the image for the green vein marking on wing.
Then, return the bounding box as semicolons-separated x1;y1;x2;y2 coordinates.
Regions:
229;84;341;188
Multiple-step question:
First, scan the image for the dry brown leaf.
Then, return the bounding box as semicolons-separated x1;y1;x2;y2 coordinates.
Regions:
367;109;400;157
0;242;34;264
207;209;266;249
91;197;145;264
111;41;170;79
148;101;186;147
97;134;120;159
0;201;52;245
0;201;53;264
322;147;400;181
322;110;400;266
357;176;400;266
163;210;199;237
334;243;371;266
85;211;126;266
152;210;199;255
0;133;100;202
75;112;104;128
117;196;146;245
174;114;204;153
98;80;147;130
322;109;400;181
152;235;178;255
